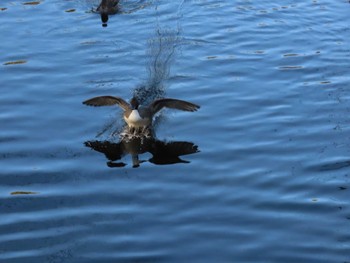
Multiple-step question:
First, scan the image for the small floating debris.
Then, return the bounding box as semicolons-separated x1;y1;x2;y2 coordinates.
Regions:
242;50;265;55
339;186;347;190
3;60;27;65
0;7;7;11
207;56;217;60
65;9;76;13
11;191;38;195
278;65;303;70
320;81;331;84
259;10;268;14
23;1;41;5
283;53;299;57
254;50;265;54
80;40;100;45
311;198;318;202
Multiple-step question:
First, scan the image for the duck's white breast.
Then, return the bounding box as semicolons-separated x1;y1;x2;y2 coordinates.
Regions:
129;110;142;122
125;110;150;127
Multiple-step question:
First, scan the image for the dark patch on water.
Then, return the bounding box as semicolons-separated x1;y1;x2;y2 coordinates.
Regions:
307;160;350;172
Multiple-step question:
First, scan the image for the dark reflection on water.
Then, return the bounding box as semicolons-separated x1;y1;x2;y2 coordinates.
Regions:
85;135;199;168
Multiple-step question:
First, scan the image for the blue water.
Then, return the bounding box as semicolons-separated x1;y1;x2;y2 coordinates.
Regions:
1;0;350;262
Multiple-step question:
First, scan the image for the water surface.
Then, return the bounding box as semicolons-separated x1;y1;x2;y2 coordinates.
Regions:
1;0;350;262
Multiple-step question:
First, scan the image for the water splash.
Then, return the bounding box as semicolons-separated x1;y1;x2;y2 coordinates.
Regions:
93;28;180;139
133;28;180;105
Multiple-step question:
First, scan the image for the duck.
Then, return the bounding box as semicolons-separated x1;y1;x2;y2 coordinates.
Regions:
83;96;200;131
97;0;119;25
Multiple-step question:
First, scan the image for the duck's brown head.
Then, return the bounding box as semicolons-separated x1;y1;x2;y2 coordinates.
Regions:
130;97;140;110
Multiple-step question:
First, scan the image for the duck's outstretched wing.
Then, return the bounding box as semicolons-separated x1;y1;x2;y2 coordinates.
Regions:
83;96;131;111
150;98;200;114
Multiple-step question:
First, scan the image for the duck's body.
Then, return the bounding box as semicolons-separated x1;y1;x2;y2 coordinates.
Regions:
97;0;119;25
83;96;200;131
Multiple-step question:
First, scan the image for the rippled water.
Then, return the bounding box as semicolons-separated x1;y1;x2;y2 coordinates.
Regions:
1;0;350;262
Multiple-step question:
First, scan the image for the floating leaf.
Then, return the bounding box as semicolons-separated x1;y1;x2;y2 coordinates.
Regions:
11;191;38;195
0;7;7;11
4;60;27;65
23;1;40;5
65;9;76;13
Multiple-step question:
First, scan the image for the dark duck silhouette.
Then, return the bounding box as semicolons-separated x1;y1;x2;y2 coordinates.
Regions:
85;137;199;168
97;0;119;27
83;96;200;133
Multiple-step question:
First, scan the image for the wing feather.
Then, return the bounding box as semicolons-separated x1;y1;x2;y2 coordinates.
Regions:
150;98;200;114
83;96;131;111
